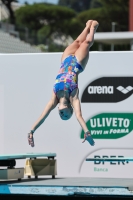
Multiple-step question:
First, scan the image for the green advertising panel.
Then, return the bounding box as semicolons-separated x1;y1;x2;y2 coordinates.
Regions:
80;113;133;139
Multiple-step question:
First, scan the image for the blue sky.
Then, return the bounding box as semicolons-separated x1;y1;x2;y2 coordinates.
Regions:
19;0;58;4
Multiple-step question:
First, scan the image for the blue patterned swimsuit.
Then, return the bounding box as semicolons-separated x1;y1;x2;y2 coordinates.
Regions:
53;55;83;96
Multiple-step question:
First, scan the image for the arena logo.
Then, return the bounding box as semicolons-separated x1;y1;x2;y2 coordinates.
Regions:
81;77;133;102
116;86;133;94
80;113;133;139
88;86;113;94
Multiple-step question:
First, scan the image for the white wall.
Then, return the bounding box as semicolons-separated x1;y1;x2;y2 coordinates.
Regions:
0;52;133;178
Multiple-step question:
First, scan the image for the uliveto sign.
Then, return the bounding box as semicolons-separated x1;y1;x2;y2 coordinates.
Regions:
80;113;133;139
81;77;133;102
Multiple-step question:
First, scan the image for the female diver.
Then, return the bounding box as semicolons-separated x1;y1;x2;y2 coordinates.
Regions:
28;20;99;147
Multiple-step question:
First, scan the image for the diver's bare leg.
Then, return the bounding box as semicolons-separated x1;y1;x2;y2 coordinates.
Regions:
61;20;93;62
75;20;99;69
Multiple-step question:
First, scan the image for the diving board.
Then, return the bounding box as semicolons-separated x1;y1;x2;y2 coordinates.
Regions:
0;152;56;160
0;153;57;180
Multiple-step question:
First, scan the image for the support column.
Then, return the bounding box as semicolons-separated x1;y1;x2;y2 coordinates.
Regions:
130;40;133;50
129;0;133;31
98;43;103;51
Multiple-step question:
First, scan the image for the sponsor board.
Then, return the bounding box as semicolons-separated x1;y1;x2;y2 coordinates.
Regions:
81;77;133;102
80;113;133;139
80;149;133;178
1;52;133;178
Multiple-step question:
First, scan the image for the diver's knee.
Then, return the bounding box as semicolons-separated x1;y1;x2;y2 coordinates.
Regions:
74;39;82;47
80;40;90;48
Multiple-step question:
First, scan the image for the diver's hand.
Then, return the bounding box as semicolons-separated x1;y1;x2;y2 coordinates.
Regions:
28;133;35;147
82;131;95;146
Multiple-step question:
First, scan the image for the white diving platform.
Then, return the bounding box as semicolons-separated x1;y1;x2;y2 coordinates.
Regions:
0;153;57;180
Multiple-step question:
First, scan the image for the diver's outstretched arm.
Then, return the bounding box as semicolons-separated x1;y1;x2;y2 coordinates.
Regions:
34;104;57;131
71;89;95;146
28;92;58;147
72;97;88;133
70;89;88;133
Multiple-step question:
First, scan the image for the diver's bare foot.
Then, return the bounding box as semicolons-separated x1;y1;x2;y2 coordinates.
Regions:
86;20;93;28
91;20;99;33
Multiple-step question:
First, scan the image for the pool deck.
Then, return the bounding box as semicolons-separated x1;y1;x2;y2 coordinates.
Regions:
0;177;133;197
